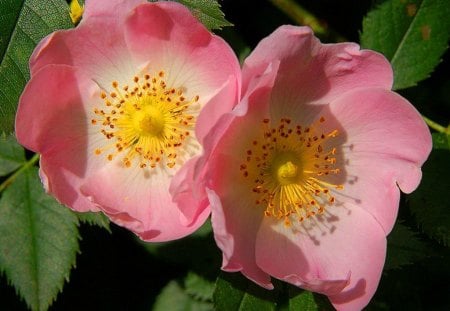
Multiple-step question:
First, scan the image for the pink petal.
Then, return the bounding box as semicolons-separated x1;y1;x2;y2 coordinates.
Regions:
38;156;99;212
30;11;136;86
203;61;285;288
327;88;431;233
83;0;145;20
169;157;210;226
195;76;241;144
255;205;387;310
16;65;101;212
208;185;273;289
205;90;285;289
199;59;280;164
124;2;241;118
242;25;393;105
80;161;209;242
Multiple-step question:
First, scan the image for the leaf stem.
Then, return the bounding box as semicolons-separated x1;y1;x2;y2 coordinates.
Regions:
422;115;449;134
0;154;40;193
268;0;347;41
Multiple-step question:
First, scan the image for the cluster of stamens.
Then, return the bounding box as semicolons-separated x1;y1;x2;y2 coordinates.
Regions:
91;71;200;169
239;117;343;226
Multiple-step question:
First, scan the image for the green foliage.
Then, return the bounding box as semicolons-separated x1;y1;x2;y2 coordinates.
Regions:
360;0;450;90
213;272;278;311
74;211;111;233
175;0;232;30
408;134;450;246
153;277;214;311
432;132;450;149
0;133;25;176
0;0;23;60
154;271;216;311
184;271;214;302
0;166;79;311
0;0;72;133
385;223;430;270
286;287;319;311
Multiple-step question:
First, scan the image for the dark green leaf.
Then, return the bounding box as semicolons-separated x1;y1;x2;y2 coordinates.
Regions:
0;167;79;311
360;0;450;90
214;272;277;311
385;223;429;270
0;0;22;60
0;0;72;133
153;280;214;311
0;133;25;176
184;271;214;302
408;148;450;246
432;132;450;150
176;0;233;30
74;211;111;233
140;219;219;276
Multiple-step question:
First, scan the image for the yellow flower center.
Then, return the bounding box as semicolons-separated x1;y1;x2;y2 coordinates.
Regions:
91;71;200;169
239;117;343;226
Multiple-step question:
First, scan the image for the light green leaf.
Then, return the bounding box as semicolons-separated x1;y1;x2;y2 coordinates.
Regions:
360;0;450;90
0;0;72;133
184;272;214;302
214;272;277;311
74;211;111;233
0;133;25;176
432;132;450;150
408;148;450;246
153;280;214;311
0;167;80;311
175;0;233;30
385;223;429;270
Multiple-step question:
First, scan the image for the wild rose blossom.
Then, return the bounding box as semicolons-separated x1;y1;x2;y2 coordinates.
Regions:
15;0;241;241
203;26;431;310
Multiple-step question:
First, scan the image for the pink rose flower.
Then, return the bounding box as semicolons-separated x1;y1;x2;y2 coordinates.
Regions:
15;0;241;242
203;26;431;310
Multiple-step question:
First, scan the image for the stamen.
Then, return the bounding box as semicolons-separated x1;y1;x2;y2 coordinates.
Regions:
91;71;200;169
239;117;343;225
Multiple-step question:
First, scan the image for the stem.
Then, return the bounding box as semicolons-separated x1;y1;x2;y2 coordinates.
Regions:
268;0;347;42
0;154;40;193
422;115;449;134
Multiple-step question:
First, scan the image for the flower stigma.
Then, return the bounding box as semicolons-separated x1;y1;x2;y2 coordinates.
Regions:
239;117;343;226
91;70;200;169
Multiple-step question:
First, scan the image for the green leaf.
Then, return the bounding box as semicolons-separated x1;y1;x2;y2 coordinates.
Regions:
213;272;277;311
184;271;214;302
153;280;214;311
432;132;450;150
74;211;111;233
175;0;233;30
287;287;318;311
0;166;79;311
0;0;72;133
360;0;450;90
0;133;25;176
408;148;450;246
385;223;429;270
